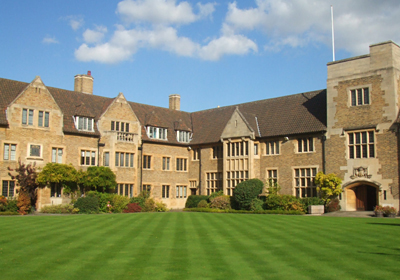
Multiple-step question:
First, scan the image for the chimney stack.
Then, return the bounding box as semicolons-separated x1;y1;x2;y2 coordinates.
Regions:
74;71;94;94
169;94;180;111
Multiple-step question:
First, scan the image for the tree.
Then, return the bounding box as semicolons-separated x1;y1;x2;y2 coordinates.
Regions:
78;166;116;193
36;163;78;194
314;172;342;204
233;178;264;210
8;159;39;214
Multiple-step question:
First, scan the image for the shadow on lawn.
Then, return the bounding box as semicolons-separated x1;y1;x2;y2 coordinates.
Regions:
367;223;400;226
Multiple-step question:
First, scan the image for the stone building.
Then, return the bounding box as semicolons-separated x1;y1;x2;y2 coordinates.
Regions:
1;41;399;211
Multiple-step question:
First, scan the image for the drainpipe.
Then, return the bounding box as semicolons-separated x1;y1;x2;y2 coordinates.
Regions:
138;142;143;194
199;148;202;195
322;133;326;174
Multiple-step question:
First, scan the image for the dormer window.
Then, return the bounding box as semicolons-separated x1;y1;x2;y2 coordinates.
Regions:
75;116;94;132
177;130;191;143
146;126;167;140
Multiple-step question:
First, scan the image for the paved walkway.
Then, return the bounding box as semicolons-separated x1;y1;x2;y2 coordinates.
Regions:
322;211;376;218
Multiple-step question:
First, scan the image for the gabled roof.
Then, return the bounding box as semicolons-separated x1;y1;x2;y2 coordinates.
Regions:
0;76;327;144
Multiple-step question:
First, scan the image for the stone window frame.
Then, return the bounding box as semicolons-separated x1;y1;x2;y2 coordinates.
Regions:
146;126;167;140
143;155;152;170
116;183;134;198
162;185;170;198
176;157;188;172
266;168;278;185
175;185;187;198
265;140;280;156
162;156;171;171
103;151;110;167
80;149;96;166
206;172;222;196
38;110;50;128
50;182;62;198
115;151;134;168
176;130;191;143
74;116;94;132
3;142;17;161
192;148;200;161
22;108;34;126
27;143;43;159
51;147;64;163
226;140;249;157
212;145;223;159
296;137;314;153
2;180;15;198
348;85;371;107
111;121;130;133
141;184;152;194
347;129;375;159
293;166;318;198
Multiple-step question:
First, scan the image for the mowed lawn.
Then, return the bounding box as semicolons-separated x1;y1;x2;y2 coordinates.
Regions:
1;213;400;280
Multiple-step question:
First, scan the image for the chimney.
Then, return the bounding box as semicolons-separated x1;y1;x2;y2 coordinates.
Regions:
169;94;180;110
74;71;94;94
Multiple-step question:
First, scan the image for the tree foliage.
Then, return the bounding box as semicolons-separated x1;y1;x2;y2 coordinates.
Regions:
37;163;78;194
8;159;39;211
314;172;342;204
233;178;264;210
78;166;116;193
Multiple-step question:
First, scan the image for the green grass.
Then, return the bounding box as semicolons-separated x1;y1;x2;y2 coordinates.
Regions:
1;213;399;280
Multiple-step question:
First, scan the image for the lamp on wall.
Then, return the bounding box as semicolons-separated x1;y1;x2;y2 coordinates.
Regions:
284;137;289;141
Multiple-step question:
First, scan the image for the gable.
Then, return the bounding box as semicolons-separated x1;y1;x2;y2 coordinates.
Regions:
221;108;255;139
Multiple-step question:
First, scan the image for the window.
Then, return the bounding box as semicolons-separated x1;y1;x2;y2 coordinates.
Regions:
141;184;151;193
116;183;134;197
227;141;248;157
348;131;375;159
51;183;62;198
176;158;187;171
177;130;191;143
190;180;197;195
52;148;63;163
143;155;151;169
162;185;170;198
146;126;167;140
193;148;200;160
212;146;222;159
206;172;222;195
162;157;170;170
254;143;259;155
38;111;49;127
3;144;16;160
22;109;34;125
2;181;15;197
111;121;130;132
81;150;96;166
267;169;278;185
115;152;134;167
298;137;314;153
294;168;317;198
29;144;41;157
103;152;110;166
226;170;248;195
266;141;280;155
75;116;94;132
176;185;187;198
351;88;370;106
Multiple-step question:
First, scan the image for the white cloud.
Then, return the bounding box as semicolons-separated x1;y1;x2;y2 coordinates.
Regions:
62;15;85;31
75;43;133;64
42;36;59;44
224;0;400;55
83;26;108;44
197;2;216;19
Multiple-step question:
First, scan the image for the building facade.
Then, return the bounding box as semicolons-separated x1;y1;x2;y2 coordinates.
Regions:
1;41;399;211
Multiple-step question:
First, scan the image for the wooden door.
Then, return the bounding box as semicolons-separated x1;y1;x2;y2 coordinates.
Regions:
356;186;367;211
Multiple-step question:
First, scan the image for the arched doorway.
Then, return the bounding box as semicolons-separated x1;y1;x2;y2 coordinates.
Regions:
346;183;379;211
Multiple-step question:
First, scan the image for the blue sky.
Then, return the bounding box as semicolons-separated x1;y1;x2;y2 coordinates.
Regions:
1;0;400;112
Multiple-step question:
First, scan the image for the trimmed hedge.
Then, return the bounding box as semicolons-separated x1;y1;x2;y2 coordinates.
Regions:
183;208;304;215
74;196;99;214
185;195;209;208
233;179;264;210
265;194;305;213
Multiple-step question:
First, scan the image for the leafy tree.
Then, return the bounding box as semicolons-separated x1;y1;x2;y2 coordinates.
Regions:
233;178;264;210
266;178;281;195
314;172;342;204
8;159;39;213
36;163;78;194
78;166;116;193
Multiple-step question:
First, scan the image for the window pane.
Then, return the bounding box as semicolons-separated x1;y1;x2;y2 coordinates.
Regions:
91;151;95;165
121;122;125;132
351;90;356;106
369;131;374;143
298;140;302;152
356;145;361;158
44;112;49;127
361;132;367;143
369;144;375;158
104;152;109;166
125;153;129;167
88;119;93;131
4;144;9;160
130;154;134;167
28;109;34;125
126;123;129;132
115;152;119;166
52;148;57;162
111;121;115;130
357;89;362;105
363;88;369;104
120;153;124;166
38;111;43;126
362;145;368;158
22;109;27;124
349;133;354;145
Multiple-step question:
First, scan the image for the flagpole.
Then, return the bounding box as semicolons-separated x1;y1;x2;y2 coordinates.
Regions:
331;5;335;61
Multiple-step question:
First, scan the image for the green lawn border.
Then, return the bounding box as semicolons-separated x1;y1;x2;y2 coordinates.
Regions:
183;207;304;215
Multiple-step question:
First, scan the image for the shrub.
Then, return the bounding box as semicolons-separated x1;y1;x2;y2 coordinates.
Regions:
17;191;31;215
112;195;129;213
325;198;341;212
74;196;99;214
301;197;325;214
210;195;231;209
185;195;209;208
155;201;168;212
265;194;304;212
233;179;264;210
123;203;142;213
208;191;224;202
142;198;156;212
383;206;397;216
40;204;79;214
250;198;264;211
5;198;18;213
197;200;209;208
130;196;146;209
0;196;8;211
87;191;115;213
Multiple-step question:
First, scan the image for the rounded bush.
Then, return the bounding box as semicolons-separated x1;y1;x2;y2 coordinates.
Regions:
250;198;264;211
210;195;231;209
197;200;209;208
265;194;304;212
208;191;224;202
123;203;142;213
185;195;208;208
233;179;264;210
